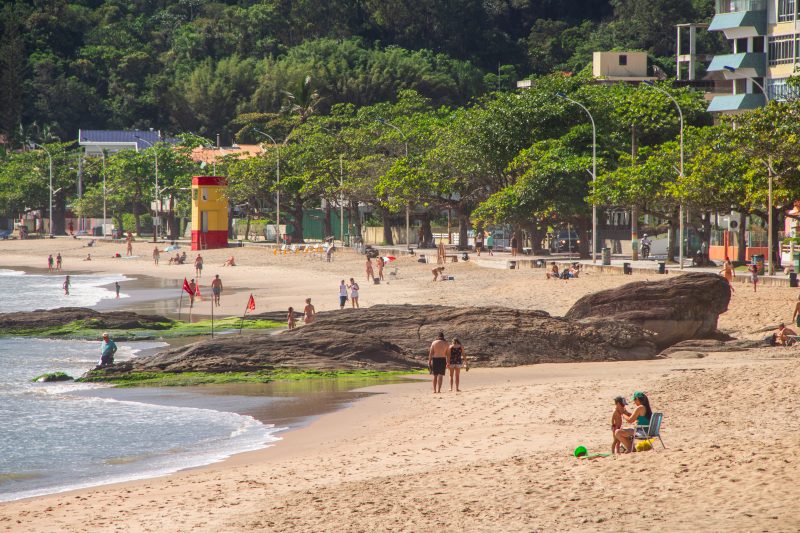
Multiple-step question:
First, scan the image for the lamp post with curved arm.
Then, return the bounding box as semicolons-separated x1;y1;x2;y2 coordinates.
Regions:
253;128;281;245
32;143;54;238
643;81;684;269
376;119;411;248
135;136;159;242
555;93;597;263
724;65;774;275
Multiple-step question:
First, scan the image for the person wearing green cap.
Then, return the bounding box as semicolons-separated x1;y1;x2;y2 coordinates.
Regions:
614;392;652;453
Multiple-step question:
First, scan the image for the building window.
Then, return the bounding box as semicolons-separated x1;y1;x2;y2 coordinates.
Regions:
768;34;795;65
778;0;795;22
767;77;798;100
618;54;627;66
201;187;208;201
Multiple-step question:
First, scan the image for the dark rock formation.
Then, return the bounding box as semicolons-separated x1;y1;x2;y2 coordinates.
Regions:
0;307;172;332
92;305;658;377
565;273;731;348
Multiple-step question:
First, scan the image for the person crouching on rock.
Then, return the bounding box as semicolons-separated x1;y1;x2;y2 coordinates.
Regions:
99;332;117;367
428;332;450;393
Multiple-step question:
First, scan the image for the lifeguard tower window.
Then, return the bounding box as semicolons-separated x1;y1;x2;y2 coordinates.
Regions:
202;188;208;201
618;54;627;66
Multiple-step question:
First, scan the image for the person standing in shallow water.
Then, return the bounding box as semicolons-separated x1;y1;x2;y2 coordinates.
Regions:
428;332;450;393
62;275;71;295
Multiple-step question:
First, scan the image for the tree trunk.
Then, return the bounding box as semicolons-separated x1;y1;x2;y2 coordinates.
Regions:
323;201;333;239
457;209;469;250
421;212;433;248
576;219;591;259
52;193;66;235
244;213;252;241
167;196;178;241
773;204;782;269
350;204;362;242
290;200;304;243
381;207;394;246
666;209;679;262
114;212;124;235
133;202;142;235
701;211;712;265
737;211;747;263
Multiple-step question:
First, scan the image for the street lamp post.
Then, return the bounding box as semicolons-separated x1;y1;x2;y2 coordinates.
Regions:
643;81;684;269
555;93;598;263
253;129;281;245
101;150;107;237
724;66;773;275
32;143;54;238
377;119;411;248
135;136;159;243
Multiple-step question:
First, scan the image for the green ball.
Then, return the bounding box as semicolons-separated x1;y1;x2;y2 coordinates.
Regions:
574;445;588;458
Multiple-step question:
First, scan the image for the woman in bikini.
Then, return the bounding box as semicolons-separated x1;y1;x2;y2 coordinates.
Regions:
365;257;374;281
448;338;468;392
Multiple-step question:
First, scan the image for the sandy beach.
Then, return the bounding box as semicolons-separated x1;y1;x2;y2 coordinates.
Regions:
1;237;799;531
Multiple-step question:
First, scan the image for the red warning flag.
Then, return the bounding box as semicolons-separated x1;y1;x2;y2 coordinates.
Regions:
182;278;195;296
247;294;256;311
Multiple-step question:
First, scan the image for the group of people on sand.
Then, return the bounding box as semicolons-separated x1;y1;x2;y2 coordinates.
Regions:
47;253;63;272
611;391;653;454
428;332;468;393
338;279;360;309
719;256;761;293
365;256;386;282
287;298;316;330
545;262;581;280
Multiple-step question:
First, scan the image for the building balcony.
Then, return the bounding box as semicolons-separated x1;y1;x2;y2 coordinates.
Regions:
710;1;766;36
707;52;766;78
715;0;766;14
707;93;766;113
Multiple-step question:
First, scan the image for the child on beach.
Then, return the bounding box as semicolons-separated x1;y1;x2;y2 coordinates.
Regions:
287;307;296;330
748;263;759;292
611;396;630;454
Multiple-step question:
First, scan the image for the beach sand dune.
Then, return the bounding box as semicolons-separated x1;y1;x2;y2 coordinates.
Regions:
1;238;799;531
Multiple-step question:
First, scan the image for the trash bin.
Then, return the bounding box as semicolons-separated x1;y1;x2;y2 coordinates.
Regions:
658;262;666;274
791;272;799;288
752;255;765;275
601;247;611;266
623;262;632;275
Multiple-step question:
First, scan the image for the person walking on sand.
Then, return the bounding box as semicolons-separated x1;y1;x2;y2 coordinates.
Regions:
339;280;348;309
748;263;759;292
448;337;468;392
55;253;62;271
153;246;160;266
428;332;450;393
62;275;71;295
211;274;223;307
720;257;735;293
194;254;204;278
365;257;375;281
510;232;518;257
611;396;631;454
486;231;494;256
188;279;197;306
287;307;297;330
47;254;54;272
98;332;118;367
348;278;360;308
475;230;484;256
377;256;385;281
115;281;120;299
303;298;316;324
126;232;133;256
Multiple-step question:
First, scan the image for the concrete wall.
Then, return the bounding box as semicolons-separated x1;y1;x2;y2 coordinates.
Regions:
593;51;648;77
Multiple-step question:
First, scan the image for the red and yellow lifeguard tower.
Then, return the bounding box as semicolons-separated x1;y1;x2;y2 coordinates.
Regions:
191;176;228;250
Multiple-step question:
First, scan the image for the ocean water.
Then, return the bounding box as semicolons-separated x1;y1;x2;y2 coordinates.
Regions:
0;268;129;312
0;270;281;502
0;338;280;502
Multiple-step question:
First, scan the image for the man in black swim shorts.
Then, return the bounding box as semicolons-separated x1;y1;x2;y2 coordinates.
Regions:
428;331;450;393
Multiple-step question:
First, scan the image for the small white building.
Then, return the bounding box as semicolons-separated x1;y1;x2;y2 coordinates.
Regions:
592;51;658;82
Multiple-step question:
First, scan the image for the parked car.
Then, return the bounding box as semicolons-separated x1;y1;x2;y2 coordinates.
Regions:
549;230;580;253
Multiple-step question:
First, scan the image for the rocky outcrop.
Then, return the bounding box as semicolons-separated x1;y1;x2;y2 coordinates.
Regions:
91;305;658;377
0;307;172;332
565;273;731;347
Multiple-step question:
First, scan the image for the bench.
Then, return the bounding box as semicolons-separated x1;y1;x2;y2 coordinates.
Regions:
445;254;459;263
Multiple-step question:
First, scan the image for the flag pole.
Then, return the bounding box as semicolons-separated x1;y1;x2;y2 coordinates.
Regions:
239;293;253;334
178;286;184;321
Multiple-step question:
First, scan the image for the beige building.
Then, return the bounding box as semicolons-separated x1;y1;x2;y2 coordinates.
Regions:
591;51;657;81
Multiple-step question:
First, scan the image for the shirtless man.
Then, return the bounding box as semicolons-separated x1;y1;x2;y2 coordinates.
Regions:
774;323;797;346
428;332;450;393
432;266;445;281
303;298;316;324
210;274;223;307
